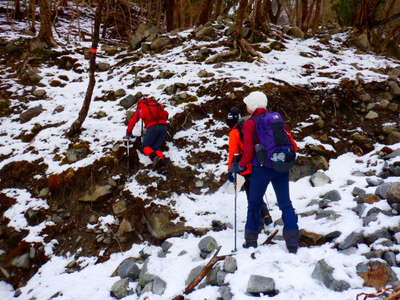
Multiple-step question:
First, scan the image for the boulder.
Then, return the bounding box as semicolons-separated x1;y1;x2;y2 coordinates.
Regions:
388;81;400;96
387;182;400;210
312;259;350;291
310;171;331;187
32;89;46;98
115;258;140;281
246;275;277;296
223;256;237;273
287;26;304;38
110;278;131;299
78;184;112;202
198;236;218;258
19;105;44;123
322;190;341;202
195;26;218;41
338;232;364;250
365;111;378;119
366;178;384;186
206;265;226;286
387;131;400;145
356;260;398;289
350;32;370;51
365;228;391;244
151;37;173;51
185;265;204;286
144;208;191;240
129;24;160;49
97;62;111;72
375;183;392;199
218;286;233;300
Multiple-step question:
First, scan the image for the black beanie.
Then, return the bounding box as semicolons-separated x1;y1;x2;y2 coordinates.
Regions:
226;107;241;128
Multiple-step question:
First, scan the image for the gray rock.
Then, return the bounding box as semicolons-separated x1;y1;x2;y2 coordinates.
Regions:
383;251;397;266
375;183;392;199
117;258;140;281
352;203;366;217
352;187;366;197
323;190;341;202
151;276;167;295
311;259;350;291
363;213;379;226
310;171;331;187
384;149;400;159
365;111;378;119
110;278;131;299
195;26;218;41
347;179;356;185
198;236;218;255
11;253;30;269
223;256;237;273
338;232;364;250
218;286;233;300
246;275;276;295
365;228;391;244
20;105;44;123
206;265;226;286
351;32;370;50
315;210;340;220
161;240;173;253
366;178;384;186
185;265;204;286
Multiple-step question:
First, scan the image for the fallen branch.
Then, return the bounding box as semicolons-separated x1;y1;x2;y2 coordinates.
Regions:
171;246;228;299
356;286;400;300
261;229;279;246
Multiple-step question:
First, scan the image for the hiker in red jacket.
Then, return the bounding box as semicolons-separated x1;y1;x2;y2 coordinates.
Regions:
226;107;272;229
126;97;169;168
231;91;299;252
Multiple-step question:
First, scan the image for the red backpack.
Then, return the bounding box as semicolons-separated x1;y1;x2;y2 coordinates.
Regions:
137;97;168;123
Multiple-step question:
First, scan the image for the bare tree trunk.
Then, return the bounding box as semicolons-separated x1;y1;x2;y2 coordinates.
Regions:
15;0;23;20
29;0;36;32
165;0;175;31
311;0;322;33
155;0;163;28
233;0;248;39
197;0;213;25
37;0;57;47
66;3;104;138
214;0;224;19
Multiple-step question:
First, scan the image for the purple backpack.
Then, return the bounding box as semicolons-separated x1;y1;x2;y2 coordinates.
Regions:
252;112;296;172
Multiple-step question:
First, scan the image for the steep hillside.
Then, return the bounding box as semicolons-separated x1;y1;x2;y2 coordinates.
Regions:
1;12;400;300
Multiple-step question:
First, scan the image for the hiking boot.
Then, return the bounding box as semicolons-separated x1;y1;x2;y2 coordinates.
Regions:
283;229;299;254
151;156;161;168
243;230;258;249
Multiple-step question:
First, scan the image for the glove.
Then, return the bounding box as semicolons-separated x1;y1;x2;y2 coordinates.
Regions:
227;171;234;183
231;161;245;174
125;132;133;139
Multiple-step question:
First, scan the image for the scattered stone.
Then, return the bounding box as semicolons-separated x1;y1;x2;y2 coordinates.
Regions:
366;178;384;186
388;81;400;96
375;183;392;199
356;260;398;289
198;236;218;258
211;220;227;232
110;278;131;299
161;240;173;253
197;70;215;78
144;209;191;240
129;23;160;49
365;111;379;119
185;265;204;286
223;256;237;273
299;230;326;246
311;259;350;291
117;218;133;237
157;70;175;79
102;45;119;56
116;258;140;281
365;228;391;244
310;171;331;187
322;190;341;202
49;80;65;87
32;89;46;98
383;252;397;266
97;62;111;72
325;231;341;243
206;265;226;286
20;105;44;123
287;26;304;38
352;187;366;197
246;275;277;296
352;203;366;217
114;89;126;98
53;105;64;114
359;93;372;102
112;200;127;215
218;286;233;300
338;232;364;250
195;26;218;41
79;184;112;202
11;253;30;269
151;36;173;51
270;41;286;51
358;194;380;204
387;183;400;210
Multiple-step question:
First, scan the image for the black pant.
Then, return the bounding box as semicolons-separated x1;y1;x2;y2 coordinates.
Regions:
142;124;168;151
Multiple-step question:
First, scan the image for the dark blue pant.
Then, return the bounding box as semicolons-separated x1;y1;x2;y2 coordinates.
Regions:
142;124;168;150
243;176;270;224
246;167;298;232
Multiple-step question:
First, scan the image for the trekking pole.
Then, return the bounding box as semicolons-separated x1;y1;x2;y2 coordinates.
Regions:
232;153;240;253
126;137;130;172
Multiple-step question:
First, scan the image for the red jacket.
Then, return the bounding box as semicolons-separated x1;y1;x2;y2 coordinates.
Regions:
127;98;169;133
228;127;252;175
239;108;298;168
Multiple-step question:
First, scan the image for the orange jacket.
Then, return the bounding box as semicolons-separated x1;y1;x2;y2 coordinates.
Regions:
228;127;252;175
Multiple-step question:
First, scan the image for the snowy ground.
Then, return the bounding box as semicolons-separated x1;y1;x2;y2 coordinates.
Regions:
1;13;400;300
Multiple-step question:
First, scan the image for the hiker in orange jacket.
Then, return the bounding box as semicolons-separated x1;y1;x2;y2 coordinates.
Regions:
226;107;272;229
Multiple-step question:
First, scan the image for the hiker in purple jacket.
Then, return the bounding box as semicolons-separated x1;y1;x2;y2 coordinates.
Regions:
231;91;299;253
